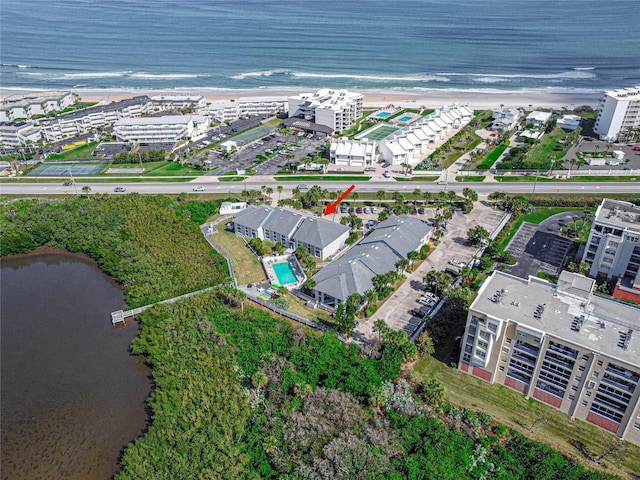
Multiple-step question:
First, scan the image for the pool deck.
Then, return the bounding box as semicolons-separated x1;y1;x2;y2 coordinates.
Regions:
261;254;306;289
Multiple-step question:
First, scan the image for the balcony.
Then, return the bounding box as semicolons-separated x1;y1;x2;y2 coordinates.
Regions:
536;381;565;398
538;373;569;390
597;386;632;405
547;343;578;360
593;395;627;414
514;343;540;358
512;352;536;367
541;364;571;380
601;375;636;394
605;366;639;383
542;354;574;371
507;370;531;384
508;362;535;376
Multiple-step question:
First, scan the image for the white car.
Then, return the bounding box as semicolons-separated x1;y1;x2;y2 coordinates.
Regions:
436;180;447;185
383;171;391;178
192;186;205;192
297;183;309;190
449;259;466;268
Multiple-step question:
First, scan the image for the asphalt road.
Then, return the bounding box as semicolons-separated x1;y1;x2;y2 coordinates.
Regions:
1;181;639;196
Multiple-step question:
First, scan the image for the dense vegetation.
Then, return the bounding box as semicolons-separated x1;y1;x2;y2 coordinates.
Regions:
1;195;617;479
0;195;227;307
112;149;167;164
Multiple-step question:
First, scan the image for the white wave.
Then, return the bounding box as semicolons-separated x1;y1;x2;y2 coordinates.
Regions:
129;72;202;79
231;70;287;79
437;70;596;81
1;63;32;68
573;67;595;70
62;71;131;78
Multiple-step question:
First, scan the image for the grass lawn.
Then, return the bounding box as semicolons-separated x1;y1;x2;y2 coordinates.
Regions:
524;127;570;167
218;176;248;182
495;175;638;182
394;176;439;181
274;175;371;182
499;207;586;250
209;220;267;285
455;176;485;182
145;162;202;176
47;142;99;160
476;145;506;170
281;292;334;325
262;118;282;127
103;160;167;174
412;356;640;479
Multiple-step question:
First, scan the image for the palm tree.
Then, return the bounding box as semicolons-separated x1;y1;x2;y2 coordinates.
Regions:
376;189;386;205
265;187;273;203
407;250;420;269
277;185;283;203
396;258;410;274
462;187;478;202
82;185;91;197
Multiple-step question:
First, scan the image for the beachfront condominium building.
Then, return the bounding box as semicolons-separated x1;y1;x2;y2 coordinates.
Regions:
459;270;640;445
0;122;42;147
229;205;350;261
39;96;152;142
583;199;640;302
594;86;640;142
207;98;287;123
288;89;363;133
151;95;207;113
113;114;208;144
0;91;75;122
330;139;378;167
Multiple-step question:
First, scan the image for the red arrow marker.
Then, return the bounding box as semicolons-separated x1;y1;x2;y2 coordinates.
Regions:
324;184;356;216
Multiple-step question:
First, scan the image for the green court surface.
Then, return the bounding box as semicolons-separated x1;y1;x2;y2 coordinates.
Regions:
28;162;108;176
355;123;399;141
228;125;276;146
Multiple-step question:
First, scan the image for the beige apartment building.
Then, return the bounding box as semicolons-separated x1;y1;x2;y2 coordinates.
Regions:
459;270;640;445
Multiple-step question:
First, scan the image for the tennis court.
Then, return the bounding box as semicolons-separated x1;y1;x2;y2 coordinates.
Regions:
28;162;108;176
355;123;400;141
229;125;276;146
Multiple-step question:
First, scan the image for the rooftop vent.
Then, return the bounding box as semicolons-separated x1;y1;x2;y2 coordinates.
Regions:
618;329;633;350
571;315;584;332
533;303;546;319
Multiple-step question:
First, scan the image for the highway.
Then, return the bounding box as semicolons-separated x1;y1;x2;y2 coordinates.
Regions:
1;180;639;197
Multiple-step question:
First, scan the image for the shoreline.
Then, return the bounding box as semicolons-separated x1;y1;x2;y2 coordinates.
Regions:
0;86;602;110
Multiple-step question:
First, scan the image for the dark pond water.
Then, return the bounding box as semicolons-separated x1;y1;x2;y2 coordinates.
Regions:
1;250;152;480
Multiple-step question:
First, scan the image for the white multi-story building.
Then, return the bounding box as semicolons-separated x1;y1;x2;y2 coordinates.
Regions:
151;95;207;112
525;110;552;128
583;199;640;302
0;122;42;147
459;270;640;445
39;96;152;142
207;98;286;123
330;139;377;167
557;115;582;131
0;91;74;122
288;89;363;133
594;86;640;141
491;107;521;131
113;114;209;144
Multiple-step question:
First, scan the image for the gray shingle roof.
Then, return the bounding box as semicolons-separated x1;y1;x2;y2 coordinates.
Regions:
292;217;350;248
262;208;305;238
360;215;431;258
232;205;272;230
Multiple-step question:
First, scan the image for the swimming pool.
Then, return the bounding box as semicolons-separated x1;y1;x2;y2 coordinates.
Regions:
273;262;297;285
376;111;391;118
398;115;412;122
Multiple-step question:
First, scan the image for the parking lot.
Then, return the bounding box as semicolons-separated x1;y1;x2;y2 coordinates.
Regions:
504;212;581;279
201;130;326;176
562;138;640;171
352;202;507;349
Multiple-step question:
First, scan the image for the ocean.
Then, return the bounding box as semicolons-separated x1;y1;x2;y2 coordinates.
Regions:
1;0;639;94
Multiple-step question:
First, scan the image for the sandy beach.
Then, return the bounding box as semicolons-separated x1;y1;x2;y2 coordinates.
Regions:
1;86;602;110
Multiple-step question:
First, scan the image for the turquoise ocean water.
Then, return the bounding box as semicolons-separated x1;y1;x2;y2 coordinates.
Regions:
1;0;639;94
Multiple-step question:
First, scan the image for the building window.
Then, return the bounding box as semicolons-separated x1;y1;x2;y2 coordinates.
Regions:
488;323;497;333
593;372;599;378
634;422;640;431
582;400;589;406
501;357;507;363
503;347;510;354
506;338;512;344
579;365;585;372
571;385;578;391
569;395;575;401
533;336;541;344
587;381;595;388
499;366;505;372
597;360;603;367
479;331;490;341
582;354;590;361
586;391;592;397
575;376;582;382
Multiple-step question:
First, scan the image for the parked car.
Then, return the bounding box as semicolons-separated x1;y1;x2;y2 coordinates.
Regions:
371;207;378;214
449;259;466;268
363;207;371;214
443;267;459;277
364;167;376;172
356;207;364;214
192;186;205;192
340;206;348;214
348;207;355;214
418;207;426;214
114;186;126;193
422;293;439;302
634;146;640;151
383;171;391;178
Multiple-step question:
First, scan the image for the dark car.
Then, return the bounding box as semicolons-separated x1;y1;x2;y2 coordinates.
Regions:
340;206;348;214
63;181;74;186
443;267;459;277
634;146;640;151
418;207;426;214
